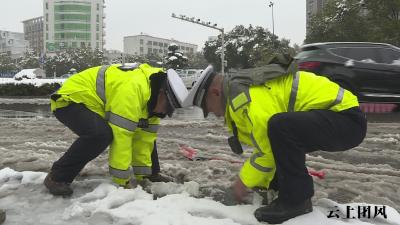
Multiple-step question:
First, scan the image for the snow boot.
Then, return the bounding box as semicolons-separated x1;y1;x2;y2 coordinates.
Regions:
254;198;313;224
145;173;174;183
44;172;73;196
0;209;5;224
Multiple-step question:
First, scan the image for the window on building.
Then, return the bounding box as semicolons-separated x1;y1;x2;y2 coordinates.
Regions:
46;13;48;22
96;33;99;40
140;47;143;52
153;49;158;53
186;47;189;51
81;42;86;47
46;24;48;31
164;43;168;47
97;3;99;10
153;41;157;46
46;2;48;9
72;42;77;48
148;48;152;53
46;33;49;40
159;42;163;47
140;39;143;44
96;15;99;22
96;24;99;31
96;42;99;48
147;41;151;45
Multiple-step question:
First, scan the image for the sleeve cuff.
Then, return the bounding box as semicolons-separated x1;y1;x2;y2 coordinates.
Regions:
239;160;275;189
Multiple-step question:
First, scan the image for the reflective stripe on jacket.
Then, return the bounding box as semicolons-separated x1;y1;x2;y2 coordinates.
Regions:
50;64;163;185
224;71;359;189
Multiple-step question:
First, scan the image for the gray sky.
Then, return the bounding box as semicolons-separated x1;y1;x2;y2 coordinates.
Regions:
0;0;306;51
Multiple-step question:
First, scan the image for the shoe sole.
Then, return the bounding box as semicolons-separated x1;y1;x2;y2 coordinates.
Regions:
47;189;73;197
255;208;313;224
44;177;73;197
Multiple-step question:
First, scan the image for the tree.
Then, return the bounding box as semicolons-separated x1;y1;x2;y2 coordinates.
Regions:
186;52;209;69
44;47;106;77
19;50;40;69
146;53;164;67
364;0;400;46
164;43;188;69
203;25;292;70
110;54;146;65
306;0;400;46
0;54;18;74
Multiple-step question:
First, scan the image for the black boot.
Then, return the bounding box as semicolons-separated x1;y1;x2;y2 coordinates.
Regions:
0;209;5;224
44;172;73;196
145;173;174;183
254;198;313;224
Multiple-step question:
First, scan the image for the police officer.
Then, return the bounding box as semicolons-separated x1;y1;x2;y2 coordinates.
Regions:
183;64;367;224
44;63;188;196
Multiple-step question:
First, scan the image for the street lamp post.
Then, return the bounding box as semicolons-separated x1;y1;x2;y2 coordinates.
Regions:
53;65;56;79
268;1;275;36
171;13;225;76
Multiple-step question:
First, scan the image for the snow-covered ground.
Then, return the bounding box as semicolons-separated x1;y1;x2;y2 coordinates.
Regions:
0;78;64;87
0;100;399;225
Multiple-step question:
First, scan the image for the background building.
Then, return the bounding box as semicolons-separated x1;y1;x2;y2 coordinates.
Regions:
124;34;197;56
0;30;29;59
22;16;44;55
43;0;106;53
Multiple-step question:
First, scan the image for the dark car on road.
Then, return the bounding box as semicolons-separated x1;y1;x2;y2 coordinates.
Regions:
294;42;400;103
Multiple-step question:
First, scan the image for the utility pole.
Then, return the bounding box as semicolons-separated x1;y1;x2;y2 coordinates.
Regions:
53;65;56;79
268;1;275;36
171;13;226;76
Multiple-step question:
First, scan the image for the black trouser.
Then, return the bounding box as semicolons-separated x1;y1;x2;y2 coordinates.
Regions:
267;107;367;204
51;103;160;183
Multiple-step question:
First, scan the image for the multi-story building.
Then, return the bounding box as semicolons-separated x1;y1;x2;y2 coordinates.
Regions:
43;0;106;53
0;30;29;59
22;16;44;55
124;34;197;56
306;0;329;31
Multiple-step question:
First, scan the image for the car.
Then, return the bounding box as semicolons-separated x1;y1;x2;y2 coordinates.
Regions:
293;42;400;103
177;69;203;88
59;74;71;79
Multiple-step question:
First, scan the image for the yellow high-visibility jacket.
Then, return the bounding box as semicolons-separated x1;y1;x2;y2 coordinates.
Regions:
50;64;164;185
224;71;359;189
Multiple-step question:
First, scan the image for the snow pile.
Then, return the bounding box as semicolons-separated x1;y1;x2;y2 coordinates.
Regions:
0;107;399;224
0;77;65;87
361;58;376;63
392;59;400;66
13;69;38;80
0;98;49;105
0;167;399;225
345;59;355;67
